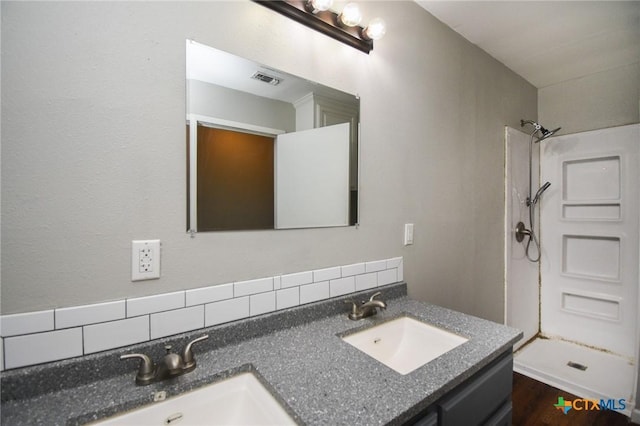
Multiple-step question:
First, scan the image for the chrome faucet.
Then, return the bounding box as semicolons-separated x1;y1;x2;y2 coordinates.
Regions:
345;292;387;320
120;335;209;385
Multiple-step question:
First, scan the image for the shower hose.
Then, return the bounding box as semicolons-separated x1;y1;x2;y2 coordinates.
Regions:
525;202;542;262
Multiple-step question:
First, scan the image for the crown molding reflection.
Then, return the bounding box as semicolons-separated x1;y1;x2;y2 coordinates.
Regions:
253;0;374;54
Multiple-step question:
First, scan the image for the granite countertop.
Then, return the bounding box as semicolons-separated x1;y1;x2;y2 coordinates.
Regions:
0;283;522;425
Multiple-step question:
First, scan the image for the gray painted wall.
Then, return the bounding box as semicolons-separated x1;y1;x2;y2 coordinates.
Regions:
1;1;537;322
539;62;640;135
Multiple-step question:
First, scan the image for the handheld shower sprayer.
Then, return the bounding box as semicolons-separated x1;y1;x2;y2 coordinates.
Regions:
530;181;551;206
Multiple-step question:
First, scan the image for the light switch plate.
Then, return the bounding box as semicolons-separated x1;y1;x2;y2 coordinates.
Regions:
404;223;414;246
132;240;161;281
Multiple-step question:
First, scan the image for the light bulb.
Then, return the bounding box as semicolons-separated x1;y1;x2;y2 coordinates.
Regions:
339;3;362;27
307;0;333;13
364;17;386;40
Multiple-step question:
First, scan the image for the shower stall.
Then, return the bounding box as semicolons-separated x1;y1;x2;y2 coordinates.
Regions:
505;123;640;417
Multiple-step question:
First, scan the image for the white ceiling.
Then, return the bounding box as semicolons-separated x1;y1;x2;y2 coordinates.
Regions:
187;40;318;103
415;1;640;88
187;40;355;104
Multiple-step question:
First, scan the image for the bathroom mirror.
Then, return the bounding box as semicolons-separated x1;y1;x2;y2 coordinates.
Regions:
186;40;360;232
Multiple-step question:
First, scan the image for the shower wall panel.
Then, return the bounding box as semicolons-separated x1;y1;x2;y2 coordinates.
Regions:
540;124;639;358
504;126;539;349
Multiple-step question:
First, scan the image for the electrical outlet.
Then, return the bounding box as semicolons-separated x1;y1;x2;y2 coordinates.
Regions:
132;240;161;281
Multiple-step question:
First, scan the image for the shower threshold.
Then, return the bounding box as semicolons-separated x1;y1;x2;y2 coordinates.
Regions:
514;337;634;416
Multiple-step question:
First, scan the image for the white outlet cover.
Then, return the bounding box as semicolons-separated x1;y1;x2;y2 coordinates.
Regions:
132;240;161;281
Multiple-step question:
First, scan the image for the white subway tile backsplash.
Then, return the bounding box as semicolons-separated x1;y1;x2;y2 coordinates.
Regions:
4;328;83;369
378;269;398;286
1;310;54;337
387;257;402;269
55;300;125;329
314;267;341;282
150;306;204;340
387;257;404;281
234;278;273;297
299;281;330;305
281;271;313;288
365;260;387;273
329;277;355;297
341;262;365;277
84;316;150;354
127;292;185;317
276;287;300;310
250;292;276;316
185;283;233;307
205;297;249;327
355;273;377;291
2;256;403;370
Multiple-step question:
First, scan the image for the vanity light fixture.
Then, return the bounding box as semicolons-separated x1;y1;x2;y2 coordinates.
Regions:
338;3;362;27
253;0;386;54
363;17;387;41
307;0;333;14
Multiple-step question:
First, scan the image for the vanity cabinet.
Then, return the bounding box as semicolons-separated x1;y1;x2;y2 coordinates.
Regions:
413;411;438;426
410;351;513;426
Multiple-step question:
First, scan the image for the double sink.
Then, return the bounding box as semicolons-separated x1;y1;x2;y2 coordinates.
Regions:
94;315;468;425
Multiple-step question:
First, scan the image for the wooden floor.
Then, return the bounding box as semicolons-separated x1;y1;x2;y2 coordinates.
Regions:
512;372;636;426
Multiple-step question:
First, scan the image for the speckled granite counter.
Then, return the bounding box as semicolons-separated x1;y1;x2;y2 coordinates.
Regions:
0;283;522;425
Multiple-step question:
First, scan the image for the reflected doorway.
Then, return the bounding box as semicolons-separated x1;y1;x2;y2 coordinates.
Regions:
196;125;274;231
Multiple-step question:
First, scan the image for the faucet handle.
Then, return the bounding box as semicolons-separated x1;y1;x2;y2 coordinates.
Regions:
120;353;156;385
344;300;358;315
369;291;382;302
345;300;364;320
182;334;209;371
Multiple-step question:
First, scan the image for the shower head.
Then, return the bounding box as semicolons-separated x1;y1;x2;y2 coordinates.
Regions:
520;119;561;142
537;126;561;141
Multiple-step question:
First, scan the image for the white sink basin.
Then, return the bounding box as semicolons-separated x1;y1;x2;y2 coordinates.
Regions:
94;372;296;425
341;316;468;375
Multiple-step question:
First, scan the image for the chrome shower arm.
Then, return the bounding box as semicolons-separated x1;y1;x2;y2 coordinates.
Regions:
521;119;541;131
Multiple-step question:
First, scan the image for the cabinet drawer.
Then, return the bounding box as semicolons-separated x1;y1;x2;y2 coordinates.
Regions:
484;400;512;426
438;353;513;425
413;410;438;426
